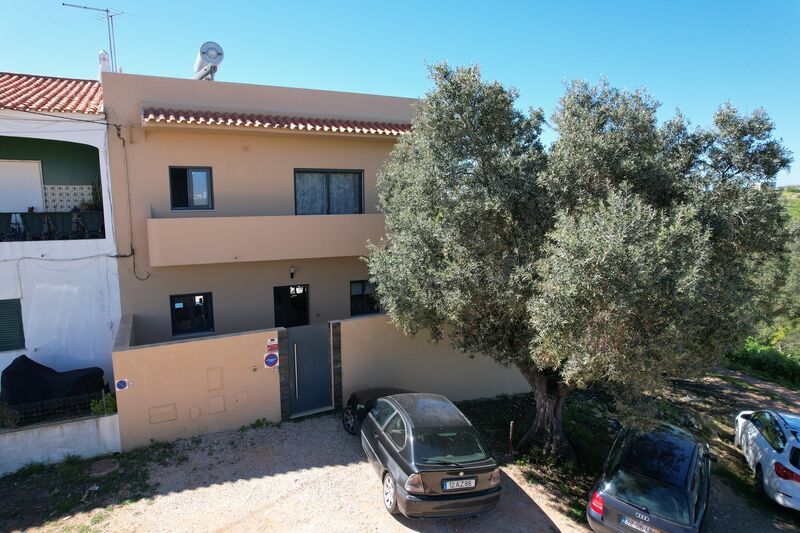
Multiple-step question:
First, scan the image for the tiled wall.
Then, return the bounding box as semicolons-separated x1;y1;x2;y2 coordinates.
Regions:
44;185;94;212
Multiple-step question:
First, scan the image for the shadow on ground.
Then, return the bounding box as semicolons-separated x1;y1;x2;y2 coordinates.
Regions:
0;413;561;532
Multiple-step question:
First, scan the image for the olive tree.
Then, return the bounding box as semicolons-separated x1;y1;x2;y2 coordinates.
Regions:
367;64;792;457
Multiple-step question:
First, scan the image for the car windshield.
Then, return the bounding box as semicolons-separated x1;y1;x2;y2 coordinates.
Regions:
413;428;488;464
605;469;691;525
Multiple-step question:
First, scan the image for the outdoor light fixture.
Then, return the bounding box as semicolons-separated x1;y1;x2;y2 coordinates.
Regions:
289;265;295;279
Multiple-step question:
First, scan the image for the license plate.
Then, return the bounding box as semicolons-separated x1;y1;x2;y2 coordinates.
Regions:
620;516;657;533
443;478;476;490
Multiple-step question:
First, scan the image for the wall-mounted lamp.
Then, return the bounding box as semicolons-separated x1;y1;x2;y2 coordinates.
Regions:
289;265;295;279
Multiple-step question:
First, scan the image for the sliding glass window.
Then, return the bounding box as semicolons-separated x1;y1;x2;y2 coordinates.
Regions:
295;170;363;215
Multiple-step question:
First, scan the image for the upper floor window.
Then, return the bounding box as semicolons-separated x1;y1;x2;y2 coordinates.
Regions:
0;298;25;352
170;167;213;210
295;170;363;215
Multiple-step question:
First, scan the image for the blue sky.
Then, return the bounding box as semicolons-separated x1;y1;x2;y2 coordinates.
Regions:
3;0;798;185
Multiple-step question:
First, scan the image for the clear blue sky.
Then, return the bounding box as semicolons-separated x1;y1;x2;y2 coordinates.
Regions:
3;0;798;185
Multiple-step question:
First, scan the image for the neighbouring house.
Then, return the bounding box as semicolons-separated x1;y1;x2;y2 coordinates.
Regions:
103;70;527;450
0;71;121;391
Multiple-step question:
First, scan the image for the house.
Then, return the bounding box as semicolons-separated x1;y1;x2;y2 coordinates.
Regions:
103;71;527;449
0;72;121;388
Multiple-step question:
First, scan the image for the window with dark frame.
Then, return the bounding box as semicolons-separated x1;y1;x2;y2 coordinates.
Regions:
170;292;214;336
0;298;25;352
295;170;363;215
350;280;380;316
170;167;213;209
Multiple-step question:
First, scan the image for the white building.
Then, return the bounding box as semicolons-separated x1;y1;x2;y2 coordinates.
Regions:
0;71;120;390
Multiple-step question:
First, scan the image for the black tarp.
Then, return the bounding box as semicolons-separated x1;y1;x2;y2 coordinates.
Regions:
0;355;106;406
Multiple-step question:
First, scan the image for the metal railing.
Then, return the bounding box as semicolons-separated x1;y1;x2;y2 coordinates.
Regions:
0;390;116;431
0;211;105;242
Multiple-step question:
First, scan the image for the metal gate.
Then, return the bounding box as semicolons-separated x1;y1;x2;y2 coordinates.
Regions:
286;323;333;417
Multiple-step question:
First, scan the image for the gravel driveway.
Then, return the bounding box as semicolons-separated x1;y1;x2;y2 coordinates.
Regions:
53;415;577;532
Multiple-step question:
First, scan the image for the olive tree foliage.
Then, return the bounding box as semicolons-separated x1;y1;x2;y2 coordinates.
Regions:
367;64;792;457
368;64;549;364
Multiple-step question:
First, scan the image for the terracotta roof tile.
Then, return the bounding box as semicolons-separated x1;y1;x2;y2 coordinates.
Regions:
142;107;411;137
0;72;103;115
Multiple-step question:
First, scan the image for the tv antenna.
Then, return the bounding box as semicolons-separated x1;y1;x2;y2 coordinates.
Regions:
63;3;125;72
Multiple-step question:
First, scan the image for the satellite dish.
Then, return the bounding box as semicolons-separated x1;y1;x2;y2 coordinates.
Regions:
193;41;224;80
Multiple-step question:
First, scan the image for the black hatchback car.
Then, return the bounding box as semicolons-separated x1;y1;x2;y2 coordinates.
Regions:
342;388;411;435
360;393;501;518
587;424;712;533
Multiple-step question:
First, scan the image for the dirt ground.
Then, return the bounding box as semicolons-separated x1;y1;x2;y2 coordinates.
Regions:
41;416;577;533
4;369;800;532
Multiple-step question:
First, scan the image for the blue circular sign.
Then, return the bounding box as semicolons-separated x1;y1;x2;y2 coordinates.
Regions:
116;379;128;391
264;353;279;367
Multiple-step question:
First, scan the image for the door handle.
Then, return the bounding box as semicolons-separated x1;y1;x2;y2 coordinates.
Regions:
373;431;379;439
293;342;299;399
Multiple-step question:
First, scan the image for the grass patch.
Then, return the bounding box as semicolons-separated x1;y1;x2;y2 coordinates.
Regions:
0;439;192;530
726;337;800;389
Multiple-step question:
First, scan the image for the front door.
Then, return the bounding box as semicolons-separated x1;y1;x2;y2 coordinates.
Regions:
274;284;309;327
287;323;332;417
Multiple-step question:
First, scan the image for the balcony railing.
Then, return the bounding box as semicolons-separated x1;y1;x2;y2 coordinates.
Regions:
0;211;105;241
147;213;385;266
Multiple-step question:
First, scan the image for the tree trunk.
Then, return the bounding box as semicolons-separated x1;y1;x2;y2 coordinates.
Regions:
514;361;574;460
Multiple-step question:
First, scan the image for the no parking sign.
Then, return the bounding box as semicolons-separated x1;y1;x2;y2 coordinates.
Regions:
264;352;279;368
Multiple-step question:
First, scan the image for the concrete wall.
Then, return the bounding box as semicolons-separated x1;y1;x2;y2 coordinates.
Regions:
112;327;283;451
0;414;121;475
338;315;530;402
0;110;121;389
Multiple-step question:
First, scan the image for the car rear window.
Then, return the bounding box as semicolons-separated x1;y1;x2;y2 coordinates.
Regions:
621;430;694;488
413;428;488;465
606;469;691;525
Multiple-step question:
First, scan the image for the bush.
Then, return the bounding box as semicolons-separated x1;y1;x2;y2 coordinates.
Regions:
727;337;800;386
89;394;117;415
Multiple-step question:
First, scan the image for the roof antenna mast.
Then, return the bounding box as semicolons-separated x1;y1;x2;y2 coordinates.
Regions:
63;3;125;72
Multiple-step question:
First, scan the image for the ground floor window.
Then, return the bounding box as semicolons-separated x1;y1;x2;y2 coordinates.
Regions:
170;292;214;336
0;298;25;351
274;284;310;328
350;280;380;316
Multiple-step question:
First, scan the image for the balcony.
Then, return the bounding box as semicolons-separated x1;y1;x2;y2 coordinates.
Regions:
146;213;386;267
1;211;104;241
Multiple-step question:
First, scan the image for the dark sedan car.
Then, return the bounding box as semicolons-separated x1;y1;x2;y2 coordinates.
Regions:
360;393;501;518
342;388;411;435
587;424;712;533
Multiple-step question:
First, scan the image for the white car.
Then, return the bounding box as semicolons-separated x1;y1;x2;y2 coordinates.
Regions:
734;409;800;510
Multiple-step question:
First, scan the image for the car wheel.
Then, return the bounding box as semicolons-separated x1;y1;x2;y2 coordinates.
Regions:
342;405;359;435
383;472;399;515
754;464;765;498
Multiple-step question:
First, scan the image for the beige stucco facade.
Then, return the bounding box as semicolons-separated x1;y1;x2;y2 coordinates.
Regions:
338;315;529;402
112;318;283;451
101;72;415;345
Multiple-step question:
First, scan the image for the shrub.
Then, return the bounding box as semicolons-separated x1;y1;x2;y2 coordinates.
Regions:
89;394;117;415
0;402;20;428
727;337;800;386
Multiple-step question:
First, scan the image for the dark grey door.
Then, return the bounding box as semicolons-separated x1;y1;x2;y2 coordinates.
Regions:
287;323;332;416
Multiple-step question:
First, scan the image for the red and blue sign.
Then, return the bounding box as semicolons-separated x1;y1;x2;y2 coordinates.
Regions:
264;353;279;368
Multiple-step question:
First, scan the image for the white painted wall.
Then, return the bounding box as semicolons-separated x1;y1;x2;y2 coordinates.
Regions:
0;110;121;391
0;414;121;475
